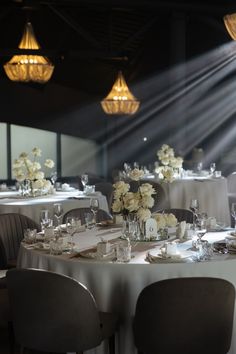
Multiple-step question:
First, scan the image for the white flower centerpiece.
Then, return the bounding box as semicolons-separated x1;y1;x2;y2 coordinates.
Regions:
152;212;178;239
13;147;55;197
156;144;183;183
112;168;156;239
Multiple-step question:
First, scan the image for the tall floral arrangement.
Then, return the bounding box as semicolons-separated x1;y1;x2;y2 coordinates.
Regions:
156;144;183;183
13;147;55;196
112;168;156;222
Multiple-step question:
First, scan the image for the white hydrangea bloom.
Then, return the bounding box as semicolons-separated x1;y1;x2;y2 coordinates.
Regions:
165;213;178;227
113;181;130;198
153;213;167;229
44;159;55;169
139;183;156;197
129;168;144;181
123;192;139;212
137;207;151;221
112;199;123;213
32;147;42;157
34;171;44;180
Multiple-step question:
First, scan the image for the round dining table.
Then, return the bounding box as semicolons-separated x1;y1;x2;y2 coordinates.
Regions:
17;227;236;354
144;174;231;226
0;190;108;224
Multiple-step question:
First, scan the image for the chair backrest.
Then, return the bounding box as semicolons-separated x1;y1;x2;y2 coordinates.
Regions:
62;207;112;224
95;182;114;211
133;277;235;354
0;213;40;264
0;237;7;270
227;172;236;194
158;208;194;223
129;180;168;212
6;268;103;353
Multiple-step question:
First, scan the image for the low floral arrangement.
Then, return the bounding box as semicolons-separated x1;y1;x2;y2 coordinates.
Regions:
156;144;183;183
13;147;55;196
152;212;178;239
112;168;156;222
152;212;178;229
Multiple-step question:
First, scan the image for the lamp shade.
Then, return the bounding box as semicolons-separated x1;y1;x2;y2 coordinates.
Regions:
4;22;54;84
101;71;140;115
223;13;236;40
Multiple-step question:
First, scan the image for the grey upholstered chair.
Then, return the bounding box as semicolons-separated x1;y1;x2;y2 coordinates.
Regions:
7;268;118;354
157;208;194;223
62;207;112;224
133;277;235;354
0;213;40;268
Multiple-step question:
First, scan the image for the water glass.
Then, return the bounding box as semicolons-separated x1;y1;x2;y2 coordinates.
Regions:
53;203;63;227
210;162;216;175
231;203;236;234
40;209;53;231
81;174;88;191
66;216;78;253
24;228;37;244
189;199;199;230
90;198;99;223
116;241;131;263
85;212;95;229
50;238;63;255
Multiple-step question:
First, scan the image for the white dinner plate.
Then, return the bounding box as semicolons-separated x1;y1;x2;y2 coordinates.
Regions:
76;249;116;262
147;249;193;263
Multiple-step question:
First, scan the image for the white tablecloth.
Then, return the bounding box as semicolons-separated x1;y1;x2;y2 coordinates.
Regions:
0;190;108;224
158;177;230;226
17;228;236;354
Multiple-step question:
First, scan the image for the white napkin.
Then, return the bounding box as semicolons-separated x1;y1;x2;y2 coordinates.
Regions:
62;183;70;190
176;221;186;240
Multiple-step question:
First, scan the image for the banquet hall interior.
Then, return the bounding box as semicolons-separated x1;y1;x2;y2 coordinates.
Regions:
2;0;236;353
1;0;236;182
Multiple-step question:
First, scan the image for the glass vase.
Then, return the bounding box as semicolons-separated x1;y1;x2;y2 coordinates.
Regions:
122;213;140;240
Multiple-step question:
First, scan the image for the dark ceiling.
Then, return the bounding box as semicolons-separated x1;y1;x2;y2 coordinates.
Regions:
0;0;235;144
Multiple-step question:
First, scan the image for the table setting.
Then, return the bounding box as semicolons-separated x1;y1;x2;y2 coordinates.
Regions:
17;212;236;354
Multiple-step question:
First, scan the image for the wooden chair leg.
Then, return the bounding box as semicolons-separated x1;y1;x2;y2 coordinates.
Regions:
109;334;115;354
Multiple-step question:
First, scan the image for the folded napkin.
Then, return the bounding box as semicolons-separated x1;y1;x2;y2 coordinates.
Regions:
146;250;193;263
146;251;181;263
33;242;50;250
176;221;186;240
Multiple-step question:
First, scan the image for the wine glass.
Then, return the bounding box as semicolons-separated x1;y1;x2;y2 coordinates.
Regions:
66;216;78;253
90;198;99;224
50;171;57;186
81;174;88;191
196;212;207;241
210;163;216;175
231;203;236;235
190;199;199;230
53;203;63;227
40;209;53;231
196;162;203;173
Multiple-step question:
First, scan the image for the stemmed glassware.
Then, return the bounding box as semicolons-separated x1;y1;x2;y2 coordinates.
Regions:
210;163;216;175
81;174;88;191
66;216;78;253
53;203;63;227
50;171;57;186
40;209;52;231
196;212;207;241
90;198;99;224
190;199;199;230
231;203;236;235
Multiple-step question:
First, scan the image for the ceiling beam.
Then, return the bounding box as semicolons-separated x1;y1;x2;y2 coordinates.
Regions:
47;3;103;49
